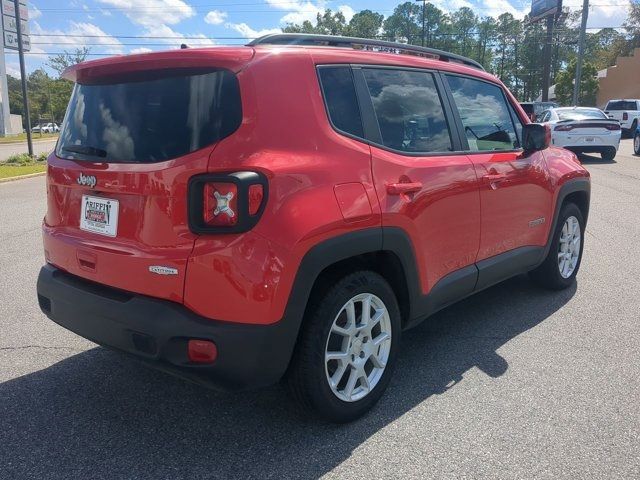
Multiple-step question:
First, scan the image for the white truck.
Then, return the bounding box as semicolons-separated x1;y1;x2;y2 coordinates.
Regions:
604;99;640;137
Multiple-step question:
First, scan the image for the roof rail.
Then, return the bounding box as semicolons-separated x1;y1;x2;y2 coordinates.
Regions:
247;33;485;71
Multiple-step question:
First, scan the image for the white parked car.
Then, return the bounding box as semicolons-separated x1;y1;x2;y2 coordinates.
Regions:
539;107;621;161
604;99;640;137
42;123;60;133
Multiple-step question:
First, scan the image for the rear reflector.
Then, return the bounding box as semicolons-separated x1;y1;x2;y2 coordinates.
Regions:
204;183;238;226
605;123;621;131
188;339;218;364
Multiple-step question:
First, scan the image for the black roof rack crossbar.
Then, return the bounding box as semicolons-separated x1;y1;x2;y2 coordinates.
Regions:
247;33;485;71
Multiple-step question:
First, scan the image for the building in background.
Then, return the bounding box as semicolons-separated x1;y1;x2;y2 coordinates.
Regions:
597;48;640;109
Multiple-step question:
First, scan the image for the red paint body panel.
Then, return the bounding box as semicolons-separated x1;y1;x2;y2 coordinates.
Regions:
469;150;554;261
42;45;589;329
371;147;481;294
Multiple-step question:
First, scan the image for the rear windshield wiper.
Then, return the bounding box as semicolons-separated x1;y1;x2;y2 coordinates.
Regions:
61;145;107;158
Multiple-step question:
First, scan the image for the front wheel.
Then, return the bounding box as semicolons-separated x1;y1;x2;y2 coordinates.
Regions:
286;271;401;423
529;203;585;290
634;133;640;155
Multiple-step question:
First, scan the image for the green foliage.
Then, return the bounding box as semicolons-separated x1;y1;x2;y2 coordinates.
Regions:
555;59;599;106
5;153;33;165
282;3;638;102
46;47;90;77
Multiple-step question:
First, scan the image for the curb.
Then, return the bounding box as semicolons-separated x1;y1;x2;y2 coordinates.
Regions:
0;171;46;184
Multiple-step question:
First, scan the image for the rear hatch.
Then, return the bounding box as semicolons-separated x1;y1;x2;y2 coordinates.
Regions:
44;48;251;302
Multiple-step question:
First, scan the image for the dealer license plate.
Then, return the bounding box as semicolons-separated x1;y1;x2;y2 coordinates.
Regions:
80;195;119;237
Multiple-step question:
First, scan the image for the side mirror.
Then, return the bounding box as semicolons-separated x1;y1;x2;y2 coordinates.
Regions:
522;123;550;152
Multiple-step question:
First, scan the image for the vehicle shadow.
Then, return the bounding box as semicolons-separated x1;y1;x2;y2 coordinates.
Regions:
576;152;614;164
0;275;576;480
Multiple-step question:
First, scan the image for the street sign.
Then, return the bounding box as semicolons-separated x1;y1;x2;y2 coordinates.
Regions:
2;0;27;19
4;30;29;50
530;0;562;22
1;0;29;51
2;14;28;34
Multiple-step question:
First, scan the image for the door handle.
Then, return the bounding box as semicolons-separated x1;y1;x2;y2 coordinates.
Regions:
482;173;506;189
386;182;423;195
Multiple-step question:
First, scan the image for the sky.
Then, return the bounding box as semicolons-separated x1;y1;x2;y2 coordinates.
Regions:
5;0;635;77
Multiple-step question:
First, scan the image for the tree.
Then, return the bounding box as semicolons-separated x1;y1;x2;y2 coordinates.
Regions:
345;10;384;38
382;2;421;43
554;58;599;106
46;47;90;77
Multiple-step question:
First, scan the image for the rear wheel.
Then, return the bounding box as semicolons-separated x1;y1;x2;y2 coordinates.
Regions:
634;132;640;155
601;147;617;162
286;271;401;423
529;203;584;290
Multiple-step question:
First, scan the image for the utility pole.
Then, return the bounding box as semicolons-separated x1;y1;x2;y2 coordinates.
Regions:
573;0;589;106
541;15;554;102
14;0;32;155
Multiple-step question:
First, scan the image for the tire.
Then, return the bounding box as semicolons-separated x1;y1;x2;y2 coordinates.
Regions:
634;133;640;156
286;271;401;423
529;203;585;290
601;146;616;162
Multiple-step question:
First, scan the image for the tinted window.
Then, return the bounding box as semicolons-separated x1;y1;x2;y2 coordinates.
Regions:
446;75;519;151
557;109;607;121
606;100;638;111
520;103;534;114
318;67;364;138
362;69;452;153
57;69;241;163
508;103;523;143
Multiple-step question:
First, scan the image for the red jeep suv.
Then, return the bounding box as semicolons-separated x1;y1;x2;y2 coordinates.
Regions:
37;34;590;422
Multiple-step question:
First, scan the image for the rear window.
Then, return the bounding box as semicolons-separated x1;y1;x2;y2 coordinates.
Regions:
317;66;364;138
557;109;606;120
57;69;242;163
606;100;638;111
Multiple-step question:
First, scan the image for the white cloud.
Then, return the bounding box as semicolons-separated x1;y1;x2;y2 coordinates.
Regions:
338;5;355;23
129;47;153;54
226;23;281;40
204;10;227;25
97;0;194;26
28;5;42;19
32;21;124;55
479;0;529;19
142;23;215;46
6;62;21;78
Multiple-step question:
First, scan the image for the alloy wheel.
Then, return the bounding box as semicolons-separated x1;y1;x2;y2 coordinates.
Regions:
324;293;392;402
558;215;581;278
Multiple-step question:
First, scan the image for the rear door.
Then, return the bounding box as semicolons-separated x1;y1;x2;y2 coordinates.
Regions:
442;74;553;276
358;67;481;298
45;67;243;302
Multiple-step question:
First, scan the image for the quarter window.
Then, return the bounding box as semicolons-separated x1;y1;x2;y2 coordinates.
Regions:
446;75;519;152
362;68;452;153
318;66;364;139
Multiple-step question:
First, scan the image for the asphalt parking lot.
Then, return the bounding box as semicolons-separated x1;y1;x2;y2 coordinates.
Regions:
1;140;639;479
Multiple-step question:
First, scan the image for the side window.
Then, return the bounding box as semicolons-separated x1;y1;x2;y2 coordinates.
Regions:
446;75;519;152
362;68;452;153
317;66;364;139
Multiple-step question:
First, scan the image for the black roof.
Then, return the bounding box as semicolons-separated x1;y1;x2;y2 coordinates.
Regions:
247;33;485;71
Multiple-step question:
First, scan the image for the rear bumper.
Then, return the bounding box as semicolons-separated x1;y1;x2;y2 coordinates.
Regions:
36;264;299;391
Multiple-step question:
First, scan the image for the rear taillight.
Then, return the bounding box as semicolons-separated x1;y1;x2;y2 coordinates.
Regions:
605;124;621;131
554;124;574;131
623;112;628;121
189;171;268;234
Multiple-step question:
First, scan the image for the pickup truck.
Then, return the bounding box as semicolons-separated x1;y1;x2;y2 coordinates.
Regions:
604;99;640;137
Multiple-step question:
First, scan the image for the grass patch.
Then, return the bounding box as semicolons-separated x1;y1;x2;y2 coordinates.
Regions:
0;132;58;144
0;152;48;179
0;163;46;179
